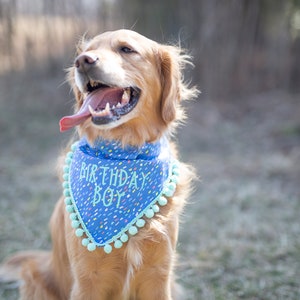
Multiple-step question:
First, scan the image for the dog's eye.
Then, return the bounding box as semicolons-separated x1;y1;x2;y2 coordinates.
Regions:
120;46;136;54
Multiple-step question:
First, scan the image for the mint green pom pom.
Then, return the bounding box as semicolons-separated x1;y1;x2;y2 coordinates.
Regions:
168;182;176;191
136;219;146;228
172;161;179;168
163;188;174;197
71;220;80;228
170;175;179;183
172;160;179;167
82;238;89;247
67;152;73;159
87;243;96;251
114;240;123;249
66;205;74;212
64;197;72;205
152;204;160;213
62;181;69;189
75;228;84;237
65;157;72;165
158;196;168;206
120;233;128;243
63;189;70;197
104;244;112;254
145;208;154;218
69;213;77;220
63;165;70;173
71;143;78;151
63;173;69;181
172;168;180;176
129;226;138;235
172;164;179;171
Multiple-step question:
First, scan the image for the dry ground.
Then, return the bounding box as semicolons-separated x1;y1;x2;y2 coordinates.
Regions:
0;69;299;299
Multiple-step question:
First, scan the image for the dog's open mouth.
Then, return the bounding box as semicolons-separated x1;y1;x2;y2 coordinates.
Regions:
59;82;141;132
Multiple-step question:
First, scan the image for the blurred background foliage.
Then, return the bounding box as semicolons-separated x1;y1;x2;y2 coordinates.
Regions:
1;1;300;299
0;0;300;99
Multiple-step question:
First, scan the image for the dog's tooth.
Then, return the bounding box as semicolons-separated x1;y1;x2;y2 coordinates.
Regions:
121;89;130;105
89;105;102;116
112;105;116;109
90;103;112;117
105;102;110;111
88;105;96;114
90;80;98;87
123;88;130;97
94;109;105;116
117;102;122;108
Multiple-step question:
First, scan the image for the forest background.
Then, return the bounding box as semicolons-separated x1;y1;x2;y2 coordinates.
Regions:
0;0;300;299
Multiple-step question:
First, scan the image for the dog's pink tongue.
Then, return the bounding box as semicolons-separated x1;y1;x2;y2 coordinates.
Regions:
59;87;122;132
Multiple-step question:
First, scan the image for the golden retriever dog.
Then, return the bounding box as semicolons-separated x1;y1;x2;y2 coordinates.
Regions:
0;29;197;300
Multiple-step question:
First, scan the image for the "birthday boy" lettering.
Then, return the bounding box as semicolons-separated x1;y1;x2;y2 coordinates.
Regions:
79;162;150;207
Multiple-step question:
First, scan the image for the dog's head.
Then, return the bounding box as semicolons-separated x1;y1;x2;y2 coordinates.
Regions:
60;29;197;146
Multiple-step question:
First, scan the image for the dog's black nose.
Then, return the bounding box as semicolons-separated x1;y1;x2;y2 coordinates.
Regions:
75;53;99;71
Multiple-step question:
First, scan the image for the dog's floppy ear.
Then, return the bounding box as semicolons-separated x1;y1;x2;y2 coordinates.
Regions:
159;46;182;124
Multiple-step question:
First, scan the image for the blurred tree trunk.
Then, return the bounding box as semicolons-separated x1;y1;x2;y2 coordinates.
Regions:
118;0;182;41
0;0;17;70
0;0;299;96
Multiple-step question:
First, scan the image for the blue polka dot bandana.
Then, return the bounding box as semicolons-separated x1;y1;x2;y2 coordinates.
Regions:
62;137;179;253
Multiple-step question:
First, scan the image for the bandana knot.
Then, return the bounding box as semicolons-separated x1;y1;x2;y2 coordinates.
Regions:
62;137;179;254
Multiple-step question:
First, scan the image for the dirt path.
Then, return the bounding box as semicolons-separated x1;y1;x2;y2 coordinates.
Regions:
0;71;299;299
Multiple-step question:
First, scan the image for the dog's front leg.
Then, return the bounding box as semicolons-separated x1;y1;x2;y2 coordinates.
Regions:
131;239;176;300
134;271;173;300
69;272;126;300
65;226;128;300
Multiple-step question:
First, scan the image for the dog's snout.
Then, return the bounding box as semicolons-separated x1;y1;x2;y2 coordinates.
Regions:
75;53;99;71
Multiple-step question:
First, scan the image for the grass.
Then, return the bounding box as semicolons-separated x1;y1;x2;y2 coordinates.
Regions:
175;92;300;299
0;67;300;299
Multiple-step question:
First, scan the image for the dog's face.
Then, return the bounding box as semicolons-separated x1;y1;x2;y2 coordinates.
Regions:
60;29;191;146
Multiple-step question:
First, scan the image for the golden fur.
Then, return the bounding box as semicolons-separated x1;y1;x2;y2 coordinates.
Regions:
0;29;197;300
